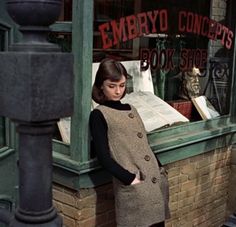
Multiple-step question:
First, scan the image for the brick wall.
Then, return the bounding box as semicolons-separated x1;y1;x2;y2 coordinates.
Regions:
53;147;231;227
53;183;116;227
209;0;227;57
165;147;231;227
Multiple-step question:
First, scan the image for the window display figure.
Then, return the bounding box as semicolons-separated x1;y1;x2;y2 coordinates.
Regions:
89;58;170;227
179;67;201;100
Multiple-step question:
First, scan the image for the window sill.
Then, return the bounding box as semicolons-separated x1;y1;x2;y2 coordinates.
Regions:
52;116;236;189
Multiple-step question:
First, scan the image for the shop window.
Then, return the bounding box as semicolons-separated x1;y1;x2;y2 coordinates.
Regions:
51;0;235;145
50;0;235;167
93;0;234;124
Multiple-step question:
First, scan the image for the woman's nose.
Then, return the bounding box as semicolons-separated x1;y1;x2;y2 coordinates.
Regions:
115;87;121;94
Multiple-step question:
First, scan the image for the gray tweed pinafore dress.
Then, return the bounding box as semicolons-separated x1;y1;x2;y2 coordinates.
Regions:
96;105;170;227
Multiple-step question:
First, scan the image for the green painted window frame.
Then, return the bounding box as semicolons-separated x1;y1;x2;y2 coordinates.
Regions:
0;19;17;153
0;23;9;149
48;0;236;188
0;118;5;148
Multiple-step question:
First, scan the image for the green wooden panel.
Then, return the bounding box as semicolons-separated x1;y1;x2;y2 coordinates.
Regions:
157;133;236;164
50;22;72;33
52;139;70;156
70;0;93;162
0;118;5;147
148;116;233;152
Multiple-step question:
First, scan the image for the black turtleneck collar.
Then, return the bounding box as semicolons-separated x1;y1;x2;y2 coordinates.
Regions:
103;100;131;111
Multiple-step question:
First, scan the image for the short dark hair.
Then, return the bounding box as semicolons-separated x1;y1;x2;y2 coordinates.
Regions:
92;58;129;104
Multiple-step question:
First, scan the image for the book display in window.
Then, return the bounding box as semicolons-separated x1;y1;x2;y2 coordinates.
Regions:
191;96;220;120
167;100;193;119
122;91;189;132
57;117;71;144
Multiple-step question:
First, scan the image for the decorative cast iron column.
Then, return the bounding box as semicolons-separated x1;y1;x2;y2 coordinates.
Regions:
0;1;74;226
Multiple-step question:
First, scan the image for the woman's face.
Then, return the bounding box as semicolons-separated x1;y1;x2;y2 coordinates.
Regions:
101;75;126;101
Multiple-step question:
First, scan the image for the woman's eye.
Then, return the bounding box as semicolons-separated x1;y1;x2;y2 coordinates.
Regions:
108;85;115;88
120;84;125;87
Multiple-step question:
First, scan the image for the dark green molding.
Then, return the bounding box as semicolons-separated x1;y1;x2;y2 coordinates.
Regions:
53;140;70;156
148;116;234;152
50;22;72;33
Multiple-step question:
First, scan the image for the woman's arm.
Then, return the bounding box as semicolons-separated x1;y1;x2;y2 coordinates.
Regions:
89;109;136;185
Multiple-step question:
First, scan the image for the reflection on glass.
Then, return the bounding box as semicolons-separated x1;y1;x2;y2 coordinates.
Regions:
93;0;234;121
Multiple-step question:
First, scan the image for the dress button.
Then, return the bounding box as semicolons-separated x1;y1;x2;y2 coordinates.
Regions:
152;177;157;183
144;155;150;161
128;113;134;118
137;132;143;138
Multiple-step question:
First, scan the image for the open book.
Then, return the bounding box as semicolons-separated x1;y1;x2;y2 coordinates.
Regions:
57;117;71;144
121;91;189;132
191;96;220;120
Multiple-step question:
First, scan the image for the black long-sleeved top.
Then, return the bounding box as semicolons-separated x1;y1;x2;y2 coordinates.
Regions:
89;100;136;185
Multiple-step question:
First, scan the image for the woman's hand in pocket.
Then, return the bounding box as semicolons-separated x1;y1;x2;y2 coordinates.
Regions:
131;176;141;185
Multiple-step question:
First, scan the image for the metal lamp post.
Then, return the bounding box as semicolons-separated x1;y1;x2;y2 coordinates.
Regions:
0;0;74;226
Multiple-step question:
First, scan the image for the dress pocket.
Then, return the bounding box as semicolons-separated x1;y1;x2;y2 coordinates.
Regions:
116;177;146;212
121;169;145;189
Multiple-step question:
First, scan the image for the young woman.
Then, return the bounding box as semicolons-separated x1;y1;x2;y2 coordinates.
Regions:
89;58;170;227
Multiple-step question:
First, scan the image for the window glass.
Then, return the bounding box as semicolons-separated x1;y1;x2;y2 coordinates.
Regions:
59;0;72;21
93;0;234;122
